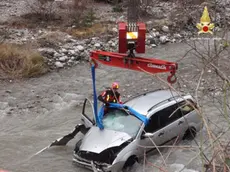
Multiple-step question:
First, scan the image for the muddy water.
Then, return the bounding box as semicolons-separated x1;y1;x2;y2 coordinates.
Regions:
0;42;228;172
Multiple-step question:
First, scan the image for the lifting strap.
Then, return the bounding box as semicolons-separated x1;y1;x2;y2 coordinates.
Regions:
91;64;101;128
91;63;149;130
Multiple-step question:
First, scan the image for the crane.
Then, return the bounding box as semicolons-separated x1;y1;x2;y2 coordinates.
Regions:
90;0;178;84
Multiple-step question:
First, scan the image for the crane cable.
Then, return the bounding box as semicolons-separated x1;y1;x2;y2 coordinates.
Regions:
127;0;139;32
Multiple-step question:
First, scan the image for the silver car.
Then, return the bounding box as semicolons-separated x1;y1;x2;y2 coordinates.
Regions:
73;89;203;172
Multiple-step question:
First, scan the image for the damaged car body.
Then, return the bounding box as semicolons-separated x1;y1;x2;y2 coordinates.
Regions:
73;89;203;172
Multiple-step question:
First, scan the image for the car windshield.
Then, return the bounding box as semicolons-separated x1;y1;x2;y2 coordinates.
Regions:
102;109;143;137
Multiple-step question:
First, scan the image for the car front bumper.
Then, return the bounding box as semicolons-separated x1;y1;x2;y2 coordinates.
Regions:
73;153;113;172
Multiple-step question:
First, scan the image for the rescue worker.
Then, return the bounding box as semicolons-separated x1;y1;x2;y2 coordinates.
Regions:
98;82;122;106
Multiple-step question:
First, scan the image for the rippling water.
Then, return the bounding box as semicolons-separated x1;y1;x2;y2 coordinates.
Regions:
1;42;229;172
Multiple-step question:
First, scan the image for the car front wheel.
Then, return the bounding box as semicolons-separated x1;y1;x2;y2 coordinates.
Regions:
183;127;196;140
122;156;137;171
74;139;82;153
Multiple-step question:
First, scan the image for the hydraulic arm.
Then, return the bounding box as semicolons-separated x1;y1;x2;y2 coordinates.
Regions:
90;51;178;84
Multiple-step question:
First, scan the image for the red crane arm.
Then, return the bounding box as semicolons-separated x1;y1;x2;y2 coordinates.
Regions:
90;50;178;84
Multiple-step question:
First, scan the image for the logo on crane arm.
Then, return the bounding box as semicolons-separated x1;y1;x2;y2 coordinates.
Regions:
147;63;167;70
99;55;111;62
196;6;215;35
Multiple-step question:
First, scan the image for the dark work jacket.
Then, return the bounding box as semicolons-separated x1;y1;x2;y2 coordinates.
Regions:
98;88;121;104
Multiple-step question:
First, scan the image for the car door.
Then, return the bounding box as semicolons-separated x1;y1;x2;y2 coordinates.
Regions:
158;102;187;142
138;113;166;152
81;98;95;128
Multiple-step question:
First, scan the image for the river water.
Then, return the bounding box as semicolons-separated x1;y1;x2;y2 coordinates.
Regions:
1;42;229;172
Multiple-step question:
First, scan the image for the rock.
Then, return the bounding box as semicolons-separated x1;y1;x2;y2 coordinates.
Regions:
148;37;160;45
214;91;221;96
200;87;205;91
94;43;101;48
84;39;91;44
151;44;157;47
21;38;27;42
151;31;160;38
146;21;154;29
0;102;9;110
92;37;99;41
5;90;12;93
68;49;75;55
214;26;221;32
67;59;74;65
59;56;67;62
174;33;182;39
112;28;118;33
108;40;116;47
60;48;67;54
162;25;169;33
170;38;176;43
16;31;23;37
159;35;169;44
111;42;116;47
76;45;84;51
116;16;125;23
55;61;64;68
146;39;150;45
38;48;56;56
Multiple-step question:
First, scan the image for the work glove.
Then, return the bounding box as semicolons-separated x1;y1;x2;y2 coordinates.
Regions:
124;105;129;110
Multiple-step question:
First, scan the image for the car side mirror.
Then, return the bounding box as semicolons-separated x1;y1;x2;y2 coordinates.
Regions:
141;132;154;139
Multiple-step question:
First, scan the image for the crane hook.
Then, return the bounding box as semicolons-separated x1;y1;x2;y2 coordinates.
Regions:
167;71;177;84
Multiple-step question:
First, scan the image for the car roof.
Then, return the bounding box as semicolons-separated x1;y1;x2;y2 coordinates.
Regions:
124;89;184;115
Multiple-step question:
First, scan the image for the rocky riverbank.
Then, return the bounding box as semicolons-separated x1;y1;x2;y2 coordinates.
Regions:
1;0;230;70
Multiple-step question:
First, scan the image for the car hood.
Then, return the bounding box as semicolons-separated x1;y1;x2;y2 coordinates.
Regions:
80;126;132;154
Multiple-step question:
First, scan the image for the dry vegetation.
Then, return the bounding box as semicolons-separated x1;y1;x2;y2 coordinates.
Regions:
0;0;107;79
139;36;230;171
69;23;110;39
0;44;47;79
19;0;98;29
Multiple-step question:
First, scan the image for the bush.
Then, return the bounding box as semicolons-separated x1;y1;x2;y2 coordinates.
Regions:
0;44;48;79
19;0;96;29
73;8;97;28
112;4;123;12
25;0;56;21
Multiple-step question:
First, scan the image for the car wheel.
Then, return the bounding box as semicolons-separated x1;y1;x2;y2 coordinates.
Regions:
183;127;196;140
122;156;137;170
74;139;82;153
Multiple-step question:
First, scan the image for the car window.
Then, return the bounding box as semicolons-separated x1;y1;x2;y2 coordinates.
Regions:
143;99;197;133
143;114;160;133
158;104;182;129
181;105;194;116
144;103;182;133
177;100;195;116
102;109;142;137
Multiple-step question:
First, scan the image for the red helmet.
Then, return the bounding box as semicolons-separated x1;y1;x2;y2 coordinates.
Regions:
112;82;119;89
